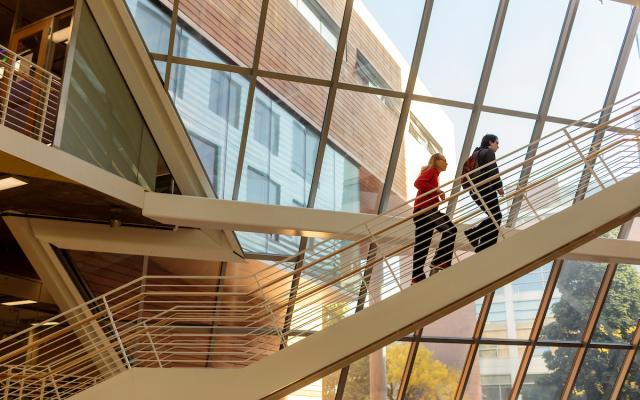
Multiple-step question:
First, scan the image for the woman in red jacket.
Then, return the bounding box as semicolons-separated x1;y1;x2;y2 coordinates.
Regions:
412;153;457;283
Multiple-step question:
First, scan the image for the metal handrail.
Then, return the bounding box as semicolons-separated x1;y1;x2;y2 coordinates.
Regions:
0;93;639;398
0;44;62;145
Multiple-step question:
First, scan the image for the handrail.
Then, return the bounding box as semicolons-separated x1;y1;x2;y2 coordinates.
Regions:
0;44;62;145
0;92;639;399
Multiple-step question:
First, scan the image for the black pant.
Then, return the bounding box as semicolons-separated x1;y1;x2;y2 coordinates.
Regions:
412;210;458;282
468;189;502;252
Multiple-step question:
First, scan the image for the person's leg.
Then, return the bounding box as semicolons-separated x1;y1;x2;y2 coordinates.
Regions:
475;191;502;252
464;190;484;247
431;212;458;268
412;213;435;282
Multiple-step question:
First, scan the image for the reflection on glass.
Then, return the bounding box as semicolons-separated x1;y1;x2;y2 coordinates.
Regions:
484;0;568;112
239;79;328;210
126;0;172;54
65;250;143;296
260;0;345;79
520;346;578;400
322;89;402;213
406;343;466;399
619;350;640;398
539;261;607;342
386;101;463;212
423;303;478;338
592;264;640;344
341;0;425;92
548;0;631;119
338;343;414;399
168;65;247;198
465;344;526;400
482;264;551;340
236;231;300;255
569;348;626;399
417;0;500;102
61;5;161;190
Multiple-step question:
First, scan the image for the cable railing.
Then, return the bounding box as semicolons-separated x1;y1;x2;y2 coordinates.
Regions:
0;44;62;145
1;93;640;398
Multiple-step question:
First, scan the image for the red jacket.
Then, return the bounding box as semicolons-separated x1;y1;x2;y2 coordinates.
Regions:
414;167;442;212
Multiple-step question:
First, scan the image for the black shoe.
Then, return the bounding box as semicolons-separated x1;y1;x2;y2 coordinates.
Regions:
464;228;480;248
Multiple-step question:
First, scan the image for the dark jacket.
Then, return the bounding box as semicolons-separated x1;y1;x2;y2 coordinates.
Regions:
471;146;503;193
414;167;442;212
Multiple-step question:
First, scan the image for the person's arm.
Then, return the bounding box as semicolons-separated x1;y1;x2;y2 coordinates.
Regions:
414;169;441;196
484;150;504;194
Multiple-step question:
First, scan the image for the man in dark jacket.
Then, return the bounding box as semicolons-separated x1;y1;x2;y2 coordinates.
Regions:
464;134;504;252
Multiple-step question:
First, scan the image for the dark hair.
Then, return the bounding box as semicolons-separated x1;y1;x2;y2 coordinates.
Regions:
481;134;499;147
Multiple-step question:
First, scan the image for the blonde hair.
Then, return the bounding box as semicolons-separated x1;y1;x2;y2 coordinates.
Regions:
424;153;444;170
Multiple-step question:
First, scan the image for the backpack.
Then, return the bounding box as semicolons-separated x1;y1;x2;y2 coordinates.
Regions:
461;150;479;189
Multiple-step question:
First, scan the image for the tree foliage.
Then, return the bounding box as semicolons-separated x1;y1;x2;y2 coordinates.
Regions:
323;343;459;399
524;262;640;399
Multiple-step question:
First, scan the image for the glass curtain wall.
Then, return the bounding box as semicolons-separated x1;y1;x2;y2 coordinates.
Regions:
120;0;640;398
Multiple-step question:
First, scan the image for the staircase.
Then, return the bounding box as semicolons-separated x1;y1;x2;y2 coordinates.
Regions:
1;93;640;399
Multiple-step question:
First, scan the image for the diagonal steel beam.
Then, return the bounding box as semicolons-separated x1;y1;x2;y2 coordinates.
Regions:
377;0;435;213
280;0;355;354
559;221;633;399
454;292;495;400
509;260;564;400
573;8;640;203
608;319;640;399
231;0;271;201
505;0;580;228
446;0;510;216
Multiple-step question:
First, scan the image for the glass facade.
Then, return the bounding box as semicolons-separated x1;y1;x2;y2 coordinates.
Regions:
117;0;640;398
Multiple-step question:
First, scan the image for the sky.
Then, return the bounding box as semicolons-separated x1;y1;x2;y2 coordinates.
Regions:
358;0;639;159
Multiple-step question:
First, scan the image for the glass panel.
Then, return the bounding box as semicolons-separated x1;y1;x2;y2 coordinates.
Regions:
125;0;173;54
406;342;467;398
238;78;328;207
520;346;578;400
615;23;640;104
318;89;401;213
619;350;640;398
464;344;526;400
539;260;607;342
168;66;249;199
60;5;161;190
65;250;143;296
340;0;425;92
592;264;640;344
484;0;569;112
341;342;411;399
236;231;301;255
177;0;259;66
469;112;535;222
548;0;631;120
569;348;627;399
416;0;500;102
423;303;478;338
260;0;346;79
483;264;552;340
289;371;341;400
386;101;464;212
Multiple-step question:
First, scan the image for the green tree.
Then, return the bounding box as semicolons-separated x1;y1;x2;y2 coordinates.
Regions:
524;262;640;399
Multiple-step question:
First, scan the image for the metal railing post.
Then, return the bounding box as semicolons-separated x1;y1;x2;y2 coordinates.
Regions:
0;53;16;126
102;296;132;369
143;321;163;368
37;73;53;143
563;128;606;190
